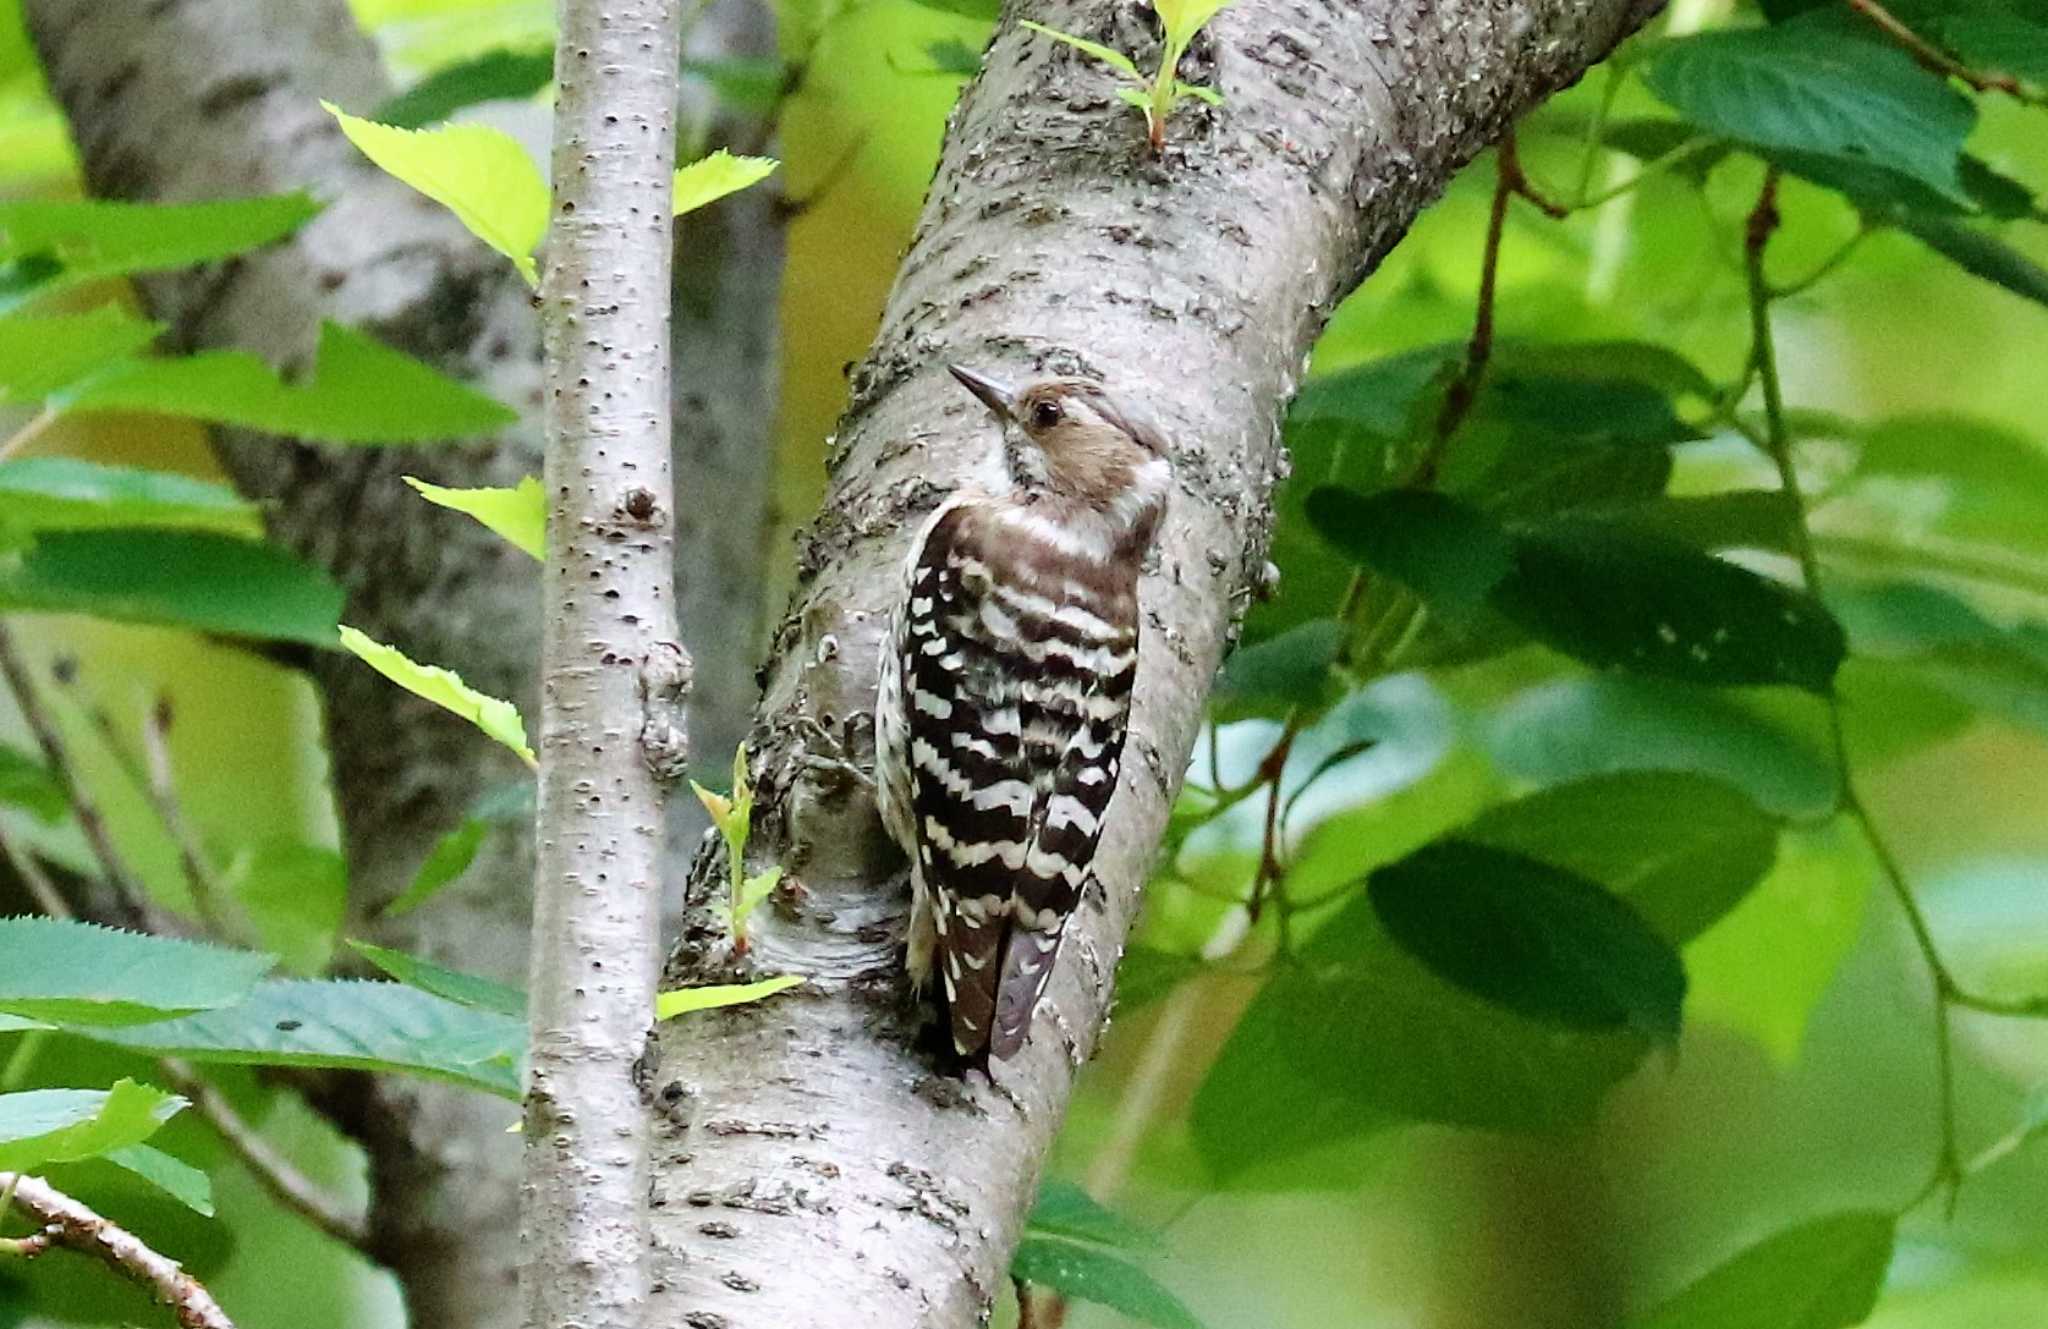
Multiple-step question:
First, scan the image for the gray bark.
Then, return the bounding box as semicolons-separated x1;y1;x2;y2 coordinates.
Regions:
21;1;782;1324
523;3;685;1326
646;0;1661;1325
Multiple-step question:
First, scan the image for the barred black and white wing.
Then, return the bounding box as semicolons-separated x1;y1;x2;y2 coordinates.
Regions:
876;498;1137;1063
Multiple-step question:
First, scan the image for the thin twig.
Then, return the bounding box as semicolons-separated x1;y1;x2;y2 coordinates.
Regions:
136;698;230;937
154;1060;369;1250
0;623;156;931
1744;167;1966;1212
1415;132;1516;487
0;816;72;919
1843;0;2034;101
0;1171;237;1328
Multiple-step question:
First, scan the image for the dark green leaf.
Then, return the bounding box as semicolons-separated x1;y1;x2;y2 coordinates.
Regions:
1304;488;1513;612
0;742;66;822
373;47;554;128
0;307;162;401
0;530;344;647
1212;618;1343;714
1898;214;2048;309
1026;1180;1160;1250
920;38;983;77
1628;1211;1895;1329
383;818;489;918
0;1081;184;1171
1192;891;1647;1175
1935;11;2048;83
73;979;525;1099
0;194;321;310
1601;119;1730;183
1464;772;1781;943
1290;344;1461;436
1502;517;1846;693
58;321;519;444
1829;581;2048;734
1643;16;1976;205
0;458;259;540
0;918;274;1025
347;939;526;1017
1370;840;1688;1043
1580;491;1803;553
1010;1238;1204;1329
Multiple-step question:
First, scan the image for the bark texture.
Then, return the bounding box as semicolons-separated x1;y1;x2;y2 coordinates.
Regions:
20;1;779;1324
646;1;1661;1325
523;3;684;1325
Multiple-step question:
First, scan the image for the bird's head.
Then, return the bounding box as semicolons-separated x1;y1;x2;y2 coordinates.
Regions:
948;365;1171;535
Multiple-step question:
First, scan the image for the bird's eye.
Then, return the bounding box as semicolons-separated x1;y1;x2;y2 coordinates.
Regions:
1030;400;1062;430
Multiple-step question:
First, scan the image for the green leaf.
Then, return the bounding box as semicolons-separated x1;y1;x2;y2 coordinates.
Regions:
1369;840;1688;1044
0;530;344;647
1026;1181;1161;1251
221;842;348;975
1485;676;1838;820
1839;413;2048;561
404;474;544;559
1583;490;1803;554
1601;118;1730;183
1501;518;1847;694
1112;947;1204;1011
347;939;526;1017
74;979;525;1100
0;1080;184;1171
324;102;548;285
1935;11;2048;83
383;818;488;918
0;458;260;541
373;47;554;129
730;866;784;930
1010;1238;1205;1329
0;742;65;823
1628;1211;1895;1329
1175;81;1224;106
1019;21;1144;81
900;0;999;17
1643;16;1976;205
1464;772;1782;943
1192;889;1647;1176
1212;618;1344;715
1897;214;2048;310
0;306;162;402
1304;488;1514;613
0;917;274;1025
684;56;793;112
1828;581;2048;736
338;625;537;769
99;1138;216;1212
59;321;518;444
102;1143;215;1216
673;150;779;217
0;194;320;309
655;975;803;1019
1153;0;1232;50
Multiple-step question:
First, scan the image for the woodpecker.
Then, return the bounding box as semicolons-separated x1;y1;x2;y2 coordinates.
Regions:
874;364;1170;1066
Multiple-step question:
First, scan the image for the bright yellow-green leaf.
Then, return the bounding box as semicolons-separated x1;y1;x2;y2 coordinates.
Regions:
654;975;803;1020
1153;0;1232;50
338;625;537;768
1019;21;1144;81
323;100;549;286
403;473;544;559
672;150;778;217
691;780;735;833
732;866;783;930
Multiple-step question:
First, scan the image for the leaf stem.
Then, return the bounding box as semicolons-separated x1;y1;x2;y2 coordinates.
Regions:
1843;0;2041;103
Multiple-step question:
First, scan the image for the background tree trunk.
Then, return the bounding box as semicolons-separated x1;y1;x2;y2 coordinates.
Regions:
646;0;1661;1324
21;1;782;1323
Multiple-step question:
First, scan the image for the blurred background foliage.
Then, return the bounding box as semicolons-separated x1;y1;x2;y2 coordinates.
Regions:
3;0;2048;1326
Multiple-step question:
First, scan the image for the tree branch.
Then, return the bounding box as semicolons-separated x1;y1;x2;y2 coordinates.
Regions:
522;1;686;1326
0;1172;237;1329
646;1;1664;1323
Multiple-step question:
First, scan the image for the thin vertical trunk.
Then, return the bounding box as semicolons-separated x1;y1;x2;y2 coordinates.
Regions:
523;3;686;1327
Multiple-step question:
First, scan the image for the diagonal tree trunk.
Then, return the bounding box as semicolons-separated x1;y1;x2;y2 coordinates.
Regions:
646;0;1662;1324
23;1;784;1323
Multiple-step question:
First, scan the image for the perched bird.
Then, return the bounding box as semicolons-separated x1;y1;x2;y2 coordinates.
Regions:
874;364;1171;1066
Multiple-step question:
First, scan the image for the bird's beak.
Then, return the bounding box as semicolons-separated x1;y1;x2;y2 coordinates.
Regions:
948;364;1018;420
